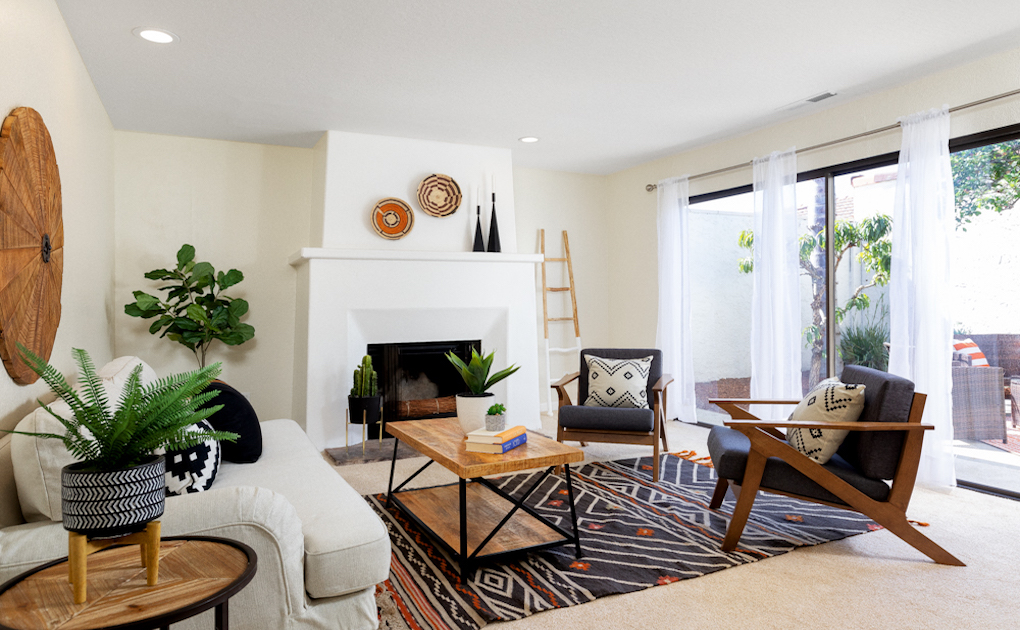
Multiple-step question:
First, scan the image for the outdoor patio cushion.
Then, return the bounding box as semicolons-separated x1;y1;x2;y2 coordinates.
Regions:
708;425;891;504
837;365;915;480
559;405;654;433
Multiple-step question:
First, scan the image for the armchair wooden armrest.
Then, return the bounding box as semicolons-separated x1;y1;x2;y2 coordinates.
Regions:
552;371;580;408
708;398;802;405
653;374;673;392
724;419;935;432
552;371;580;389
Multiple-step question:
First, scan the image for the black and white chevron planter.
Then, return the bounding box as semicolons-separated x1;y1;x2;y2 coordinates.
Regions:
61;455;166;538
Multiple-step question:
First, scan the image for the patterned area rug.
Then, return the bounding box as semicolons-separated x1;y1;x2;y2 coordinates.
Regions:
367;453;875;630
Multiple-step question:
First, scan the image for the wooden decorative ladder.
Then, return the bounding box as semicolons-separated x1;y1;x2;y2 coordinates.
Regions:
540;229;581;414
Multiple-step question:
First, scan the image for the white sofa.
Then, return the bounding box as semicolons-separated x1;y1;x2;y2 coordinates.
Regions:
0;361;391;630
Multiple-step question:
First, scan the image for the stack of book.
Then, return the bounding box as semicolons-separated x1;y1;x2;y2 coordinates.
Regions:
465;425;528;454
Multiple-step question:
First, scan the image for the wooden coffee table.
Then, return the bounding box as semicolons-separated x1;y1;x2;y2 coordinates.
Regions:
385;417;585;580
0;536;257;630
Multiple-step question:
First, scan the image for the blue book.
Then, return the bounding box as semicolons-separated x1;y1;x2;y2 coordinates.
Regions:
465;432;527;454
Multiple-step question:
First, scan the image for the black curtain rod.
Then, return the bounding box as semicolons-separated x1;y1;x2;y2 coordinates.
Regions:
645;86;1020;192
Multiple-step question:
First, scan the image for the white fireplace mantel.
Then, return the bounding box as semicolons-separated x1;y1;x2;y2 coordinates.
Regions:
289;248;543;267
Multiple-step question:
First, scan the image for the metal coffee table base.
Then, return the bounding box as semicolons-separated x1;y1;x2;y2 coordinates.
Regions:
386;440;582;581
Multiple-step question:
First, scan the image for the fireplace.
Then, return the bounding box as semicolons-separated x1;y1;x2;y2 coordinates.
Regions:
364;339;480;436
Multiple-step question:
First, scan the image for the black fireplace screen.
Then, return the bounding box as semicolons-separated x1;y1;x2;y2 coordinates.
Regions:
366;339;481;423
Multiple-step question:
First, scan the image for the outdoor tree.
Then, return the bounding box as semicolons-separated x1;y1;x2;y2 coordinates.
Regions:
952;138;1020;228
737;180;892;387
734;139;1020;387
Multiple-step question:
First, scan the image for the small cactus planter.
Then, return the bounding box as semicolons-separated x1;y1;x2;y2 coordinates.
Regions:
349;355;383;439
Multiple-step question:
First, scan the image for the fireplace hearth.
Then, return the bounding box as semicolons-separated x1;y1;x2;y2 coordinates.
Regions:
362;339;480;437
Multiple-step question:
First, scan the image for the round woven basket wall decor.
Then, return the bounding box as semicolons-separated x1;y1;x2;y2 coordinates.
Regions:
0;107;63;385
416;174;462;217
372;198;414;240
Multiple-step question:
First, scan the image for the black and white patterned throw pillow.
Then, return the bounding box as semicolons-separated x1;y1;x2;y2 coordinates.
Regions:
787;378;866;464
583;355;653;409
155;420;221;495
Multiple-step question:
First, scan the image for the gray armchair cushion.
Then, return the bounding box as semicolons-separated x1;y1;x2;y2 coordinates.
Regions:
559;405;655;433
707;425;891;505
837;365;915;480
579;348;662;406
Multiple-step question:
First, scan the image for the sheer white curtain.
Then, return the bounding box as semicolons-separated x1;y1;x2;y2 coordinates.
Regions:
656;176;697;424
888;107;956;488
750;149;803;419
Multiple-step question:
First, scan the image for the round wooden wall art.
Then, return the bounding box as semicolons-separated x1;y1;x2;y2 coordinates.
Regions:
0;107;63;385
372;198;414;240
417;174;462;217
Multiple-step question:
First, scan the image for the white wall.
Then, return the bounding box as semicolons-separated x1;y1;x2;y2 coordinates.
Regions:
317;131;517;253
113;131;313;421
513;168;612;409
605;44;1020;350
0;0;116;432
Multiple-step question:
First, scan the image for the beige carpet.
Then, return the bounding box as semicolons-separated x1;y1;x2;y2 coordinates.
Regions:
329;414;1020;630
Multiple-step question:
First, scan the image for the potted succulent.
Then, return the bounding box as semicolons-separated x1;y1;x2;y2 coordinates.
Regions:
445;348;519;434
485;403;507;432
3;345;237;538
349;355;382;438
124;244;255;368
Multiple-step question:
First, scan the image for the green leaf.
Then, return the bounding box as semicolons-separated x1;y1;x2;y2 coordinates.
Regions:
176;244;196;269
218;269;244;290
228;299;249;317
144;269;172;280
192;262;215;288
132;291;160;311
124;303;148;318
186;304;211;325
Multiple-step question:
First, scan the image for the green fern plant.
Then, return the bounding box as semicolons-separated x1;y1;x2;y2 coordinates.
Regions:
3;344;238;471
445;348;520;395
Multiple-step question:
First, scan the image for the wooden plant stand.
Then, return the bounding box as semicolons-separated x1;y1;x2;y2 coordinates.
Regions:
68;520;161;604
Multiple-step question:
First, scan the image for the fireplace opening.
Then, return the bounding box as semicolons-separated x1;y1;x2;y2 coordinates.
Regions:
363;339;481;436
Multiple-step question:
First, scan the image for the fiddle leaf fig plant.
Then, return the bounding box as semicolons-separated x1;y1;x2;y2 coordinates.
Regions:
125;244;255;368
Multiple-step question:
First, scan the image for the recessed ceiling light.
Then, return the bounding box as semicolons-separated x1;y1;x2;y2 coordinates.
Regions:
132;27;178;44
518;137;539;143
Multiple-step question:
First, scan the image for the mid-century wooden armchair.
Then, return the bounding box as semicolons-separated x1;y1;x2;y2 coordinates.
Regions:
707;364;963;566
553;348;672;482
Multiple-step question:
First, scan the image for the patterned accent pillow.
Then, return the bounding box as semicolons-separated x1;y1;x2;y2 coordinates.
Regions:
787;378;866;464
952;338;989;367
583;355;653;409
155;420;221;495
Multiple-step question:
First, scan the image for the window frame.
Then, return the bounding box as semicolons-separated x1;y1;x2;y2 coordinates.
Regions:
688;122;1020;379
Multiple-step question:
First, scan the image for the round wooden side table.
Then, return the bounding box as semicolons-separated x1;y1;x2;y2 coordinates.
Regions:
0;536;257;630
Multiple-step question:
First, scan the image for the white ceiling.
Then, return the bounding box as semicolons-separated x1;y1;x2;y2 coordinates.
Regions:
56;0;1020;174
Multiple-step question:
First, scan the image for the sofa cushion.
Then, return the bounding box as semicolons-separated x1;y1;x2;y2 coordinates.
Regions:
155;420;222;495
202;381;262;463
559;405;654;432
708;425;891;505
212;419;390;599
12;357;158;522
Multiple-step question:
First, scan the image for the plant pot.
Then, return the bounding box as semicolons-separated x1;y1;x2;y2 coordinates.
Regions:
455;393;494;434
348;395;383;438
61;455;166;538
485;414;506;432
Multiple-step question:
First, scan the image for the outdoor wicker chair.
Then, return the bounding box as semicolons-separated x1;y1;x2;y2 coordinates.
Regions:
952;366;1007;443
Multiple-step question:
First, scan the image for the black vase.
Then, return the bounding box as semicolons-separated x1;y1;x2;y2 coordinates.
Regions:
61;455;166;538
487;194;501;253
472;206;485;252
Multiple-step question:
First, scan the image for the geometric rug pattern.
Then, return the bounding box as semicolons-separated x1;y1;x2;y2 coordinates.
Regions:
366;453;876;630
